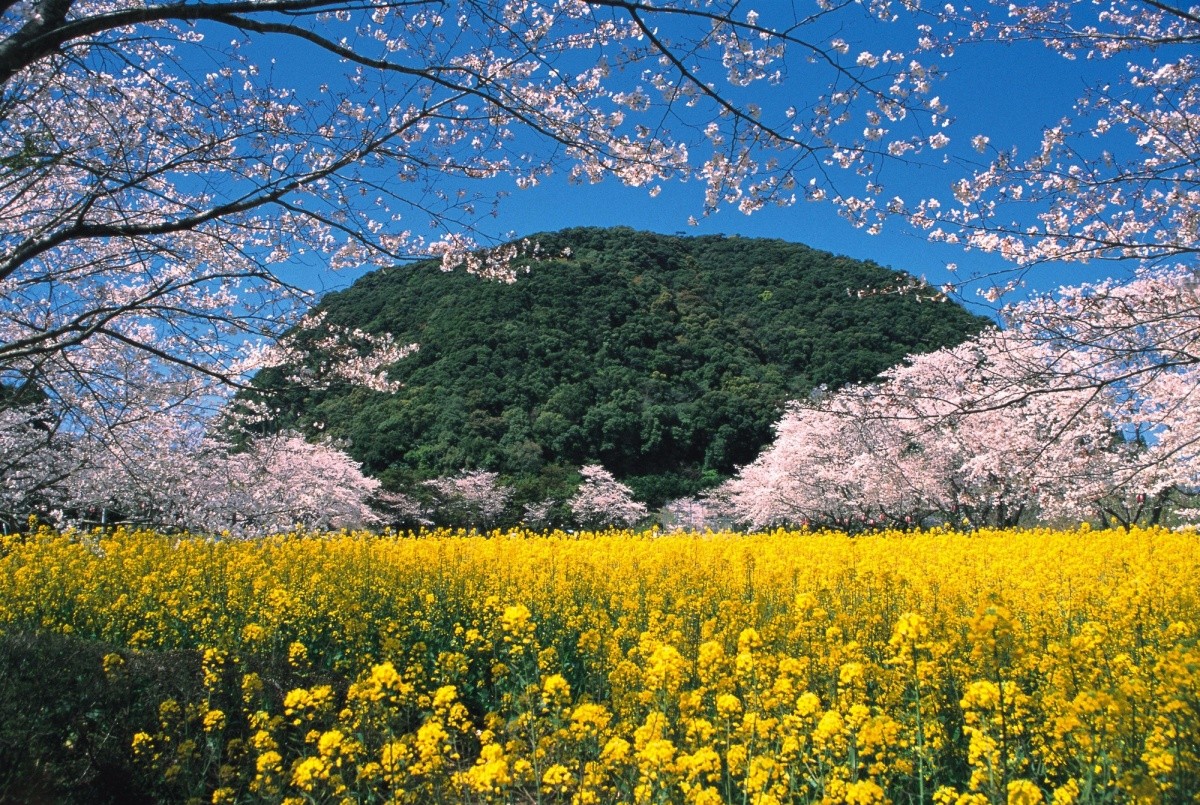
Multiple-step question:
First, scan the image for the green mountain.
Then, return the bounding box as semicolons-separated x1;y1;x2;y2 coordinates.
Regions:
246;227;989;509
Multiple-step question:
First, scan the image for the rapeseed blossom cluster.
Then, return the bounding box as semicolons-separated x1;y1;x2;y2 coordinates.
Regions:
0;524;1198;802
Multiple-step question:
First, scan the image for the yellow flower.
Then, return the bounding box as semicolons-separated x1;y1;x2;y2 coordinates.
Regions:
200;647;227;689
287;641;309;669
570;702;612;737
686;717;715;745
101;652;125;678
726;744;748;776
838;661;864;686
796;691;822;717
813;710;845;749
9;524;1200;805
961;680;1001;711
317;729;345;758
250;729;277;753
601;736;632;764
636;738;676;774
413;720;452;773
202;708;226;733
432;684;458;710
1007;779;1045;805
349;660;412;707
241;672;264;705
845;779;886;804
678;746;721;782
738;627;763;653
512;758;534;783
253;749;285;795
1051;779;1080;805
542;673;572;706
463;743;511;794
542;763;573;794
291;756;329;791
282;685;335;725
716;693;742;719
500;604;534;640
241;622;266;642
745;755;776;793
380;741;410;785
131;732;153;756
697;640;724;675
256;751;283;774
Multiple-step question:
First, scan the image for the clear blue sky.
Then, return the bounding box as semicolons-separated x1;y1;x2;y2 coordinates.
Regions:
296;7;1128;319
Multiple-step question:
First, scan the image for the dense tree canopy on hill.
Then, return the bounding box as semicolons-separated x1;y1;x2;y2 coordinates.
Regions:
246;228;988;508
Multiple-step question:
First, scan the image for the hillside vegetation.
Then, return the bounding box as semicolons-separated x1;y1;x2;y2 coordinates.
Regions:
248;227;988;508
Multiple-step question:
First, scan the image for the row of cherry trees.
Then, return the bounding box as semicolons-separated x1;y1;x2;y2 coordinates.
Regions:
717;269;1200;530
0;412;386;535
0;405;652;533
6;264;1197;533
408;465;647;531
5;265;1197;535
1;0;1197;532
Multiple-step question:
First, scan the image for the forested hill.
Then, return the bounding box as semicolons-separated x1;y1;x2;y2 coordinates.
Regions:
248;227;990;506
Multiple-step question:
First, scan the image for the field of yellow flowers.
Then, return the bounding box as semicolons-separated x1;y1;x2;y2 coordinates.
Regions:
0;525;1198;804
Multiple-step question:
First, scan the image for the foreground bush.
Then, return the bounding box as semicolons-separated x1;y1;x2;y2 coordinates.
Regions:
0;525;1198;803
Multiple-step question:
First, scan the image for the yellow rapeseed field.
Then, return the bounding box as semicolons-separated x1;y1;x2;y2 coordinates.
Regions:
1;525;1198;804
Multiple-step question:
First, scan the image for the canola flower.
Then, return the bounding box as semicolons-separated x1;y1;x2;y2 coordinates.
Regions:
0;524;1198;802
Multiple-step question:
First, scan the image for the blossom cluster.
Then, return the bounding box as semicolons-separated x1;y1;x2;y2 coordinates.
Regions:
1;525;1198;803
721;268;1200;532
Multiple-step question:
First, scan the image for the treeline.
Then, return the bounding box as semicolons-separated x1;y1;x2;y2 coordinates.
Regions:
246;227;987;511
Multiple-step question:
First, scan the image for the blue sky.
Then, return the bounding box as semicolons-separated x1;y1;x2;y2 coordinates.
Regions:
295;4;1132;319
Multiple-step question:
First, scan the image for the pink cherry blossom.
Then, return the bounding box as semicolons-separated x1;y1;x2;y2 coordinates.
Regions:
425;470;514;530
569;464;647;529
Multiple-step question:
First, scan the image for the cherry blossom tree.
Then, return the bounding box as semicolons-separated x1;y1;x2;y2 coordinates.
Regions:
374;488;430;530
63;411;208;529
0;404;75;529
725;272;1200;531
686;0;1200;521
908;2;1200;280
64;422;382;535
569;463;647;529
660;496;721;533
994;270;1200;525
0;0;964;441
0;0;989;533
866;330;1120;527
215;431;383;534
845;2;1200;484
424;470;514;530
719;402;875;530
520;499;558;531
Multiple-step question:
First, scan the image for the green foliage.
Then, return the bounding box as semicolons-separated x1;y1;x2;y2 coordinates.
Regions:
0;630;180;803
247;227;988;508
